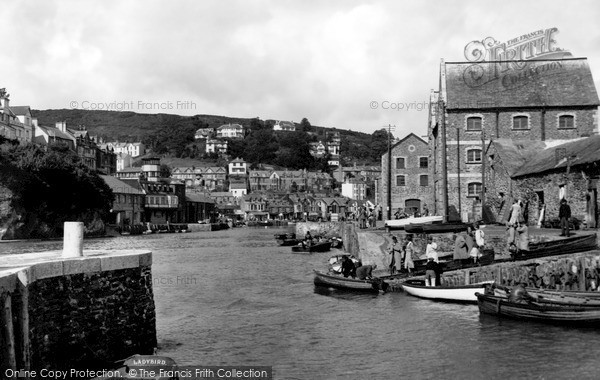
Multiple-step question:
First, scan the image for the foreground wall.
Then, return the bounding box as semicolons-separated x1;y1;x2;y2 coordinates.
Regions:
0;250;156;371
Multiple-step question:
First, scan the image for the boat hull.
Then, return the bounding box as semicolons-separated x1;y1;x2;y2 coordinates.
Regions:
292;241;332;253
313;270;385;292
511;233;597;261
476;293;600;324
402;279;493;303
405;222;469;234
384;216;444;230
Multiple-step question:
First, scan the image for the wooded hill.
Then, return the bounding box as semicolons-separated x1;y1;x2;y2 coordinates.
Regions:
33;109;390;168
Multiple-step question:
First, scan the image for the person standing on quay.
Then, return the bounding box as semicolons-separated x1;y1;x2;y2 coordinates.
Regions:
404;234;417;274
559;198;572;237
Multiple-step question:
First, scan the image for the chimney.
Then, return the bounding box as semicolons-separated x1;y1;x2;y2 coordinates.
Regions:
56;121;67;132
32;118;38;127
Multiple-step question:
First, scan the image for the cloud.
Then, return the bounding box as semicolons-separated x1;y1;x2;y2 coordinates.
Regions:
1;0;599;139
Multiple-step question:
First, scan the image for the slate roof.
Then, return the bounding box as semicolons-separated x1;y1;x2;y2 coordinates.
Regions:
100;175;145;195
489;139;547;176
186;194;215;204
444;58;600;110
36;125;74;141
10;106;31;116
512;135;600;177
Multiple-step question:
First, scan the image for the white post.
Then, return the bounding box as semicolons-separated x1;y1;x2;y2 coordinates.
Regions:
62;222;84;257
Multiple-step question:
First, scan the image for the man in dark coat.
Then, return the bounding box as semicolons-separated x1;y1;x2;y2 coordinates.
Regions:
559;198;572;237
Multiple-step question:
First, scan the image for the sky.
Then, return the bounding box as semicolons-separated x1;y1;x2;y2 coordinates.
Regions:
2;0;600;139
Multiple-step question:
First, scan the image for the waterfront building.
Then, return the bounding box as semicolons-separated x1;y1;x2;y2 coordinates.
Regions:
185;193;216;223
101;175;145;226
96;144;117;175
429;57;600;222
140;178;186;224
210;191;238;205
240;193;269;220
316;197;350;221
216;123;245;139
381;133;433;217
116;166;143;180
487;136;600;228
267;196;294;219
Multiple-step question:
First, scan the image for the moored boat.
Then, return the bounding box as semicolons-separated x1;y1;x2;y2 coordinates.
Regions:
385;215;444;230
402;279;494;304
313;270;388;293
509;233;597;261
275;233;300;246
292;241;332;253
91;354;178;379
476;292;600;324
404;222;469;234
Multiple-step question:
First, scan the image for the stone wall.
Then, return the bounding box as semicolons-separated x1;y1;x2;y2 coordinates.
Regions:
0;250;155;371
28;266;156;369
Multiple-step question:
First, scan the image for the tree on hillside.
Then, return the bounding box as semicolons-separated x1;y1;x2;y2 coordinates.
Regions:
274;131;314;169
370;128;393;161
300;118;313;133
244;129;277;166
226;138;246;160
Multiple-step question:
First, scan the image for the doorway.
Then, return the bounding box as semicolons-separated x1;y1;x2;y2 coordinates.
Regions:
405;199;421;217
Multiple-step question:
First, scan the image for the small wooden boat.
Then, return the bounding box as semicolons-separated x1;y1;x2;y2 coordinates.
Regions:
402;279;494;304
275;233;299;246
313;270;388;293
527;288;600;300
476;292;600;324
292;241;332;253
91;354;178;379
405;222;469;234
509;233;597;261
385;215;444;230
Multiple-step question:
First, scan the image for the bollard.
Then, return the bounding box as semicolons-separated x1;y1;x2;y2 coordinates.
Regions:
62;222;84;257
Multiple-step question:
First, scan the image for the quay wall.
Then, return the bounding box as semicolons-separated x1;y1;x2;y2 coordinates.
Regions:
0;250;156;371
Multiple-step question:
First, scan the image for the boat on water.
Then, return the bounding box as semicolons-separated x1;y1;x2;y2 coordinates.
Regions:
313;270;388;293
292;240;332;253
402;279;495;304
492;284;600;304
91;354;177;379
385;215;444;230
508;233;597;261
476;291;600;324
404;222;469;234
275;233;300;246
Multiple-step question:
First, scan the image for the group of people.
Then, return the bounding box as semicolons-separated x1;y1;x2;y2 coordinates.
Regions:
393;204;429;220
453;223;486;264
339;255;378;281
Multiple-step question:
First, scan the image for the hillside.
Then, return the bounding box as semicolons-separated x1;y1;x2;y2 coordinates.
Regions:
32;109;387;166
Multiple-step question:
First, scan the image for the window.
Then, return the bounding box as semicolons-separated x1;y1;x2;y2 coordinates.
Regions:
396;157;405;169
468;182;482;197
466;116;482;131
558;115;574;129
396;175;406;187
419;175;429;186
467;149;482;163
512;115;529;130
419;157;428;168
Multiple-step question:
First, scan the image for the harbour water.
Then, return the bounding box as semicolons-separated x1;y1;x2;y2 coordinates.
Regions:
2;228;600;379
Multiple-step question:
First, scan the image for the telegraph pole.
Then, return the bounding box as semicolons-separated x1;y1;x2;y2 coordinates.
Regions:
386;124;395;221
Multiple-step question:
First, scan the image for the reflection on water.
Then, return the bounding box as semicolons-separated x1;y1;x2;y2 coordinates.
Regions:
3;228;600;379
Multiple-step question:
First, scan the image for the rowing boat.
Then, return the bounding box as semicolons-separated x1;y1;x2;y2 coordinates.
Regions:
313;270;388;292
402;279;494;304
404;222;469;234
292;241;332;253
384;215;444;230
510;233;597;261
476;292;600;324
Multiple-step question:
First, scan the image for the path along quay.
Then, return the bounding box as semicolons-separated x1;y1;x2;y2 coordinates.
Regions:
297;221;600;293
